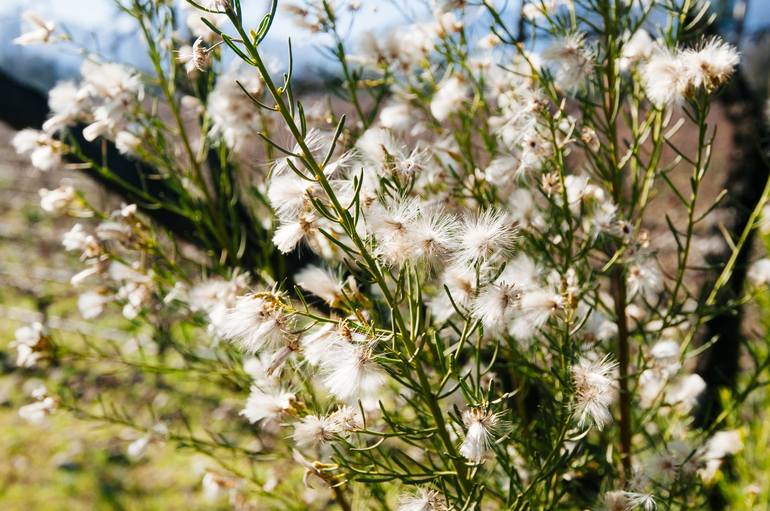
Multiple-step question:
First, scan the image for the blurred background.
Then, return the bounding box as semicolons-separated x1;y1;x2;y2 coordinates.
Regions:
3;0;770;509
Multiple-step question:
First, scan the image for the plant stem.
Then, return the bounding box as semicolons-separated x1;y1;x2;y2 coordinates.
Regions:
228;12;472;498
611;268;632;480
599;0;633;480
133;4;234;256
332;485;352;511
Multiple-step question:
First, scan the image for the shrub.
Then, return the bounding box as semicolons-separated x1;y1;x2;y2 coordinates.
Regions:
12;0;768;509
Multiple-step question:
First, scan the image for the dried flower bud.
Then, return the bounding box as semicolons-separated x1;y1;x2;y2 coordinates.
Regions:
581;126;601;152
541;171;562;196
13;11;55;45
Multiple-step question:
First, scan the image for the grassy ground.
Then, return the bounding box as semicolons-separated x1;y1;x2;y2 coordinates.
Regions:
0;122;225;510
718;235;770;511
721;393;770;510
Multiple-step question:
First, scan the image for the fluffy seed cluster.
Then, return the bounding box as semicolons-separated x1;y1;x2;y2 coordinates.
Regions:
220;291;293;357
459;407;503;463
641;37;739;107
397;487;448;511
292;406;362;447
241;386;296;425
572;356;617;430
542;32;595;92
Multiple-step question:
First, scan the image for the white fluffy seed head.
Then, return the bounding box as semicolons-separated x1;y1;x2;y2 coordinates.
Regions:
626;258;663;300
367;197;422;267
220;292;290;354
191;37;209;72
518;288;561;329
78;291;110;319
328;405;363;432
39;185;76;215
472;281;521;334
664;373;706;412
301;323;339;365
541;32;594;91
207;66;262;151
455;210;518;266
320;336;385;405
571;355;617;430
397;487;448;511
620;29;654;70
639;39;738;107
356;126;401;169
272;213;316;254
410;210;459;265
748;258;770;285
681;37;739;91
295;265;343;305
240;386;295;425
641;47;689;107
13;11;55;46
624;492;657;511
292;414;340;446
459;408;502;463
268;174;316;220
13;129;62;171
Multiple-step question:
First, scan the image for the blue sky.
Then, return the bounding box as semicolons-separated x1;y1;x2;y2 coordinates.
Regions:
2;0;770;92
0;0;435;91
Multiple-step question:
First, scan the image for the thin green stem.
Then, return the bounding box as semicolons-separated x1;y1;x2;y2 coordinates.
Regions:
227;10;472;497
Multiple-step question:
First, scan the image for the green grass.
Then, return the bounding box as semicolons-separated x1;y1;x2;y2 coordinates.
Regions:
0;310;231;510
721;395;770;510
721;272;770;511
0;183;224;509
